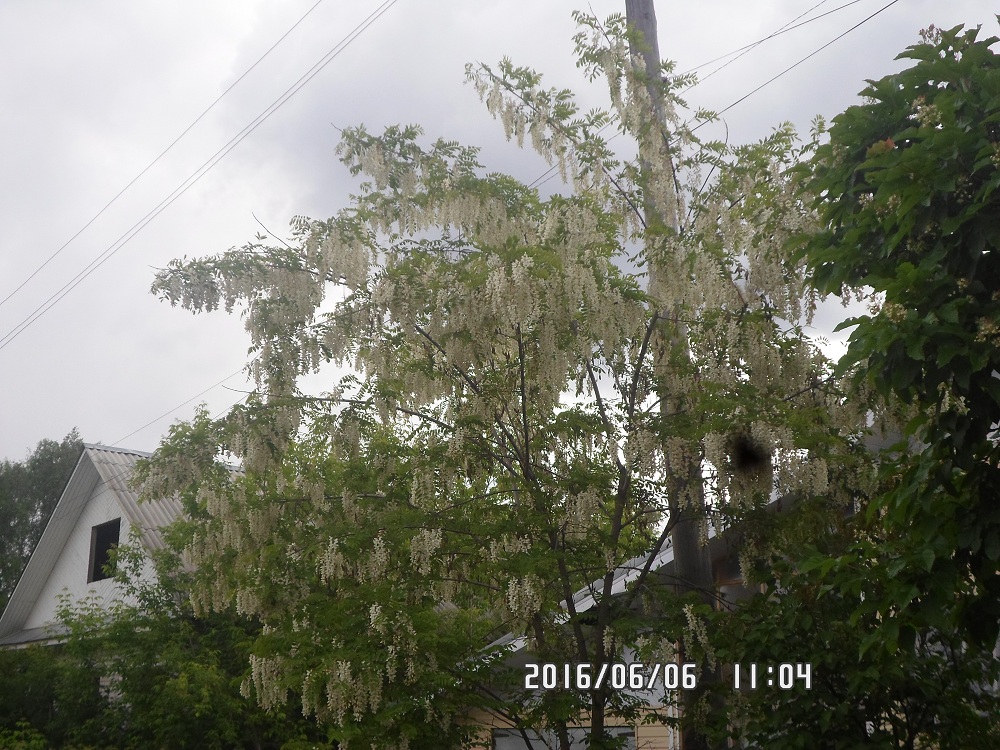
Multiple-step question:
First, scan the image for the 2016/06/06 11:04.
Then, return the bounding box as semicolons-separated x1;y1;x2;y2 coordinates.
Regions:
524;663;812;691
734;663;812;689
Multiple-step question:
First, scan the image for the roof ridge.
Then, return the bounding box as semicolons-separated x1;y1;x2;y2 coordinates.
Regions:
84;443;154;458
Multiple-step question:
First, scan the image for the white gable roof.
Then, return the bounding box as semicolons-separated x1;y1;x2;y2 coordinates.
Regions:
0;444;182;646
485;542;679;655
485;508;760;656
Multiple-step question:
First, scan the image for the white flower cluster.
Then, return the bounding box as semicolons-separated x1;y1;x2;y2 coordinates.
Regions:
243;653;287;711
409;468;437;510
235;585;262;617
369;602;384;634
565;487;602;537
488;534;532;563
483;254;540;330
625;427;662;475
364;535;390;583
505;575;543;619
296;608;427;737
470;66;572;183
683;603;715;670
936;381;970;416
638;635;678;666
409;527;443;576
318;537;346;584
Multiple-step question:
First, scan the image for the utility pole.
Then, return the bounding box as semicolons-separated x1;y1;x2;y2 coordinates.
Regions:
623;2;719;749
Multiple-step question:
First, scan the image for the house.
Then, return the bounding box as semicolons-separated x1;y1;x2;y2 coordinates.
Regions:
0;443;750;748
473;433;920;750
467;523;758;750
0;445;180;647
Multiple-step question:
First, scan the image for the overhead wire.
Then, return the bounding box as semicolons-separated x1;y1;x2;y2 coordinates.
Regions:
0;0;402;355
526;0;894;191
0;0;328;313
528;0;843;190
74;0;896;455
683;0;859;82
702;0;902;125
110;359;255;447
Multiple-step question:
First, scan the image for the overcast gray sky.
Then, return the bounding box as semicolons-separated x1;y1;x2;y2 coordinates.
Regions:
0;0;995;461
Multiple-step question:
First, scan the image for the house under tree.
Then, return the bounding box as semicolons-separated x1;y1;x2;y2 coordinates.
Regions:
1;442;759;749
0;445;179;647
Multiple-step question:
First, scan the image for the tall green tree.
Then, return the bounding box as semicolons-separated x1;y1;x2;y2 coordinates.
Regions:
705;483;1000;748
805;21;1000;653
696;22;1000;749
0;430;83;609
141;11;858;749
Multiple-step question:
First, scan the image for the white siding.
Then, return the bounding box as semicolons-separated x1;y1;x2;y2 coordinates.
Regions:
23;483;132;630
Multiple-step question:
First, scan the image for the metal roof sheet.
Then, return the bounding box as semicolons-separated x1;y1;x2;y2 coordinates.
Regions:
85;444;182;553
0;444;185;646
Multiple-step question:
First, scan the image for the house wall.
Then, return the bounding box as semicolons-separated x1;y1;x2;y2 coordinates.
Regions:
465;706;679;749
22;482;134;631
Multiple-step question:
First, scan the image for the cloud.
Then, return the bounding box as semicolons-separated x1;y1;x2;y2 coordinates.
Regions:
0;0;994;458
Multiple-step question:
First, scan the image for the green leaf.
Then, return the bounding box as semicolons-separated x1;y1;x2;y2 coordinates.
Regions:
905;337;926;361
920;546;935;572
938;302;960;324
936;341;965;367
985;532;1000;561
882;618;899;653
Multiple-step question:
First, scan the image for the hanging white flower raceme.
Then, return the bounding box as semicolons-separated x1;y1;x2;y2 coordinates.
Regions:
244;653;287;711
565;487;602;536
364;534;391;583
505;575;543;620
319;538;346;583
409;527;443;576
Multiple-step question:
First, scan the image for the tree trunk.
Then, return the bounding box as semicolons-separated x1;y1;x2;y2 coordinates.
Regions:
623;3;719;748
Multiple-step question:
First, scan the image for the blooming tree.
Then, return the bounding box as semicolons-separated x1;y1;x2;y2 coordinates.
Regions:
141;11;858;749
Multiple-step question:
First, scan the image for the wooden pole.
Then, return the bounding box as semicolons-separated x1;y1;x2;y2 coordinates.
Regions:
623;2;719;749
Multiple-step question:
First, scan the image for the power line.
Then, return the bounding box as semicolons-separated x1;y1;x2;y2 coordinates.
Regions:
0;0;402;355
704;0;902;125
527;0;896;191
110;360;254;447
526;0;849;190
72;0;887;455
682;0;861;81
0;0;327;312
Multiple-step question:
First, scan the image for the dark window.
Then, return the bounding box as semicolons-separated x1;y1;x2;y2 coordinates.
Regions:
88;518;121;583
